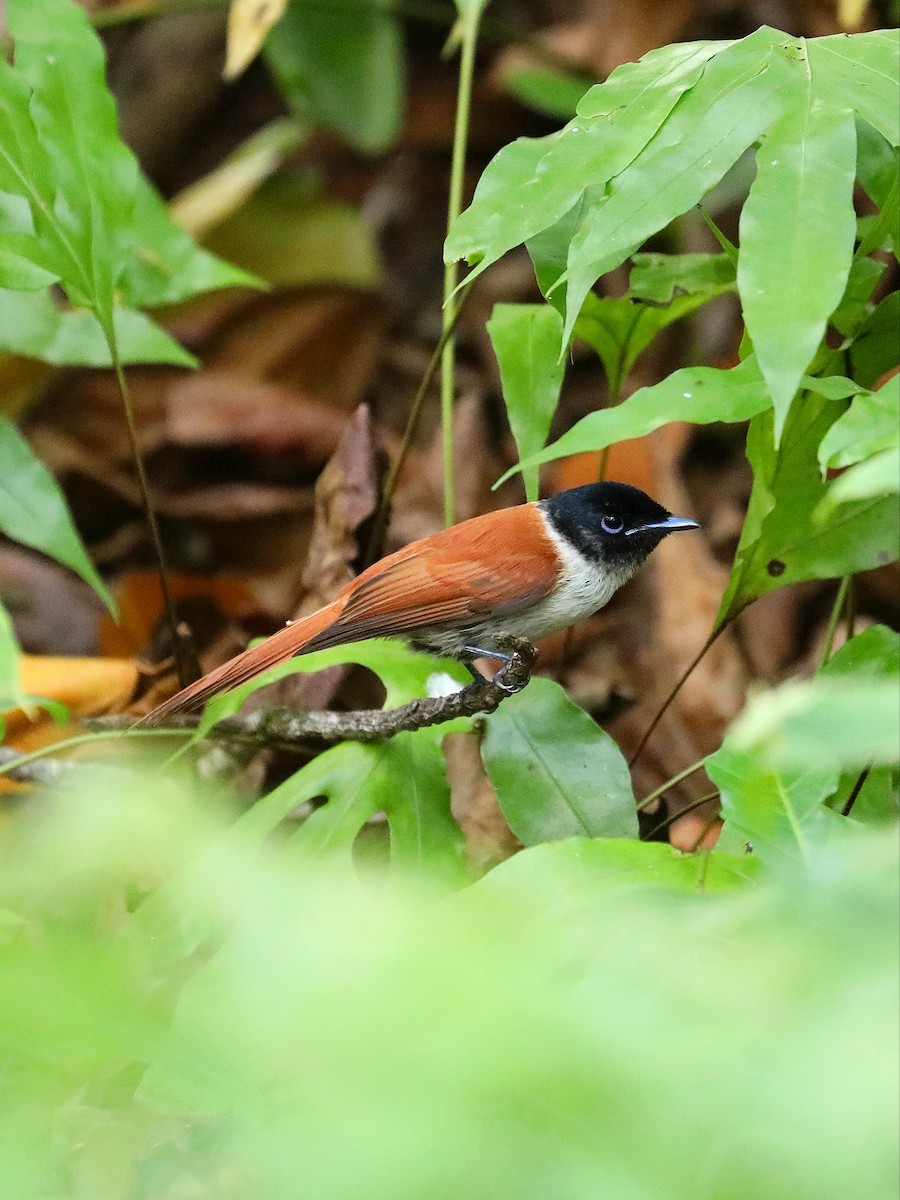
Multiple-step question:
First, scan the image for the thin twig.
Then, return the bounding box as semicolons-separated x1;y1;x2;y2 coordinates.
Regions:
629;624;726;768
105;330;195;688
841;766;871;817
363;279;474;567
98;639;538;748
636;756;708;811
640;790;720;841
0;747;78;784
817;574;852;671
441;12;481;528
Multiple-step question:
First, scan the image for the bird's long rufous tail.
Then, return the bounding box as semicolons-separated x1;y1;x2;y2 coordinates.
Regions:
138;597;345;724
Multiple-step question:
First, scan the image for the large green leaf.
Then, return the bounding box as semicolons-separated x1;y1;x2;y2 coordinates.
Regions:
0;247;58;291
807;31;900;147
0;416;113;610
728;679;900;773
560;29;792;344
445;39;725;276
708;624;900;865
495;355;770;486
716;394;900;627
0;0;250;364
706;742;843;870
486;304;565;502
265;0;403;154
737;71;857;441
0;288;195;367
480;678;637;844
471;838;760;907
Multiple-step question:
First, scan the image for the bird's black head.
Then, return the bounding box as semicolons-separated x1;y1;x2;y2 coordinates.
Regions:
542;482;699;574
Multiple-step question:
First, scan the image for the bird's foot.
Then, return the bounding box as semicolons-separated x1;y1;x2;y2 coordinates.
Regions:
462;636;537;694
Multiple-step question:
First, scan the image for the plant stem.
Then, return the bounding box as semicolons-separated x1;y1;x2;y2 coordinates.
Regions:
629;624;726;768
0;728;185;780
441;13;481;527
640;790;720;840
841;765;871;817
104;324;193;687
636;756;707;811
364;279;474;566
817;574;852;671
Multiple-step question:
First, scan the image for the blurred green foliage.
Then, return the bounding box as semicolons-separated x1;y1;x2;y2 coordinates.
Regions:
0;770;896;1199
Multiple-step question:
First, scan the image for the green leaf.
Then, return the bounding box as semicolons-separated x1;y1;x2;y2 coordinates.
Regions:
570;253;736;399
480;677;637;844
705;741;843;870
9;0;139;314
0;601;23;717
0;248;58;291
471;838;760;907
628;251;736;303
823;623;900;679
496;355;770;487
818;374;899;470
574;275;734;401
201;175;379;291
486;304;565;501
120;177;259;307
728;678;900;772
265;0;403;154
716;394;900;627
0;415;113;611
560;29;792;344
0;0;250;368
807;31;900;148
737;74;857;441
445;39;724;275
818;448;900;509
357;734;467;883
849;291;900;387
235;729;468;886
830;256;888;338
0;288;195;366
575;40;727;118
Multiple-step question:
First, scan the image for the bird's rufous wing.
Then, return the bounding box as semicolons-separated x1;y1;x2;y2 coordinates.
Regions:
309;505;560;645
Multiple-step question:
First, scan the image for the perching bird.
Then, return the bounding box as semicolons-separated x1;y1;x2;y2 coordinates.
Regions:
141;481;698;723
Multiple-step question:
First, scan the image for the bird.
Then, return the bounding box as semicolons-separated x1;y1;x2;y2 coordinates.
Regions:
140;481;699;724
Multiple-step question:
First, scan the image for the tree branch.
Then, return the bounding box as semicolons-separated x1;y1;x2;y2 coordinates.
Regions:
99;639;538;751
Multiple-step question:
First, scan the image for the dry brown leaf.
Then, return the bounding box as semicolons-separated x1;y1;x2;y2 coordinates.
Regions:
166;374;347;461
224;0;287;81
2;656;139;748
444;732;519;867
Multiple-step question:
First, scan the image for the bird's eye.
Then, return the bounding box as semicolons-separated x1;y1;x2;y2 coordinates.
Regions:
601;514;625;534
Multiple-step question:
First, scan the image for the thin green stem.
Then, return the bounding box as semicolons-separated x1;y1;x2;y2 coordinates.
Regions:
640;789;720;840
441;15;480;527
817;574;852;671
0;728;187;779
636;757;708;811
364;278;474;566
104;322;192;687
629;623;726;769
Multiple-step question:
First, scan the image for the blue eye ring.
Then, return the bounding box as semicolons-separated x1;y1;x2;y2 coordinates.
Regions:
601;514;625;534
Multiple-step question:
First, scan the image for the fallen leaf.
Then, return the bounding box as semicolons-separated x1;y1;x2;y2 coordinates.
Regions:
224;0;287;81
